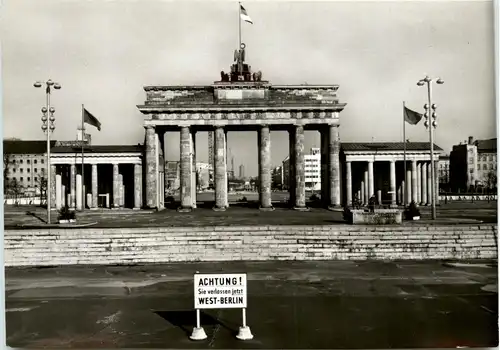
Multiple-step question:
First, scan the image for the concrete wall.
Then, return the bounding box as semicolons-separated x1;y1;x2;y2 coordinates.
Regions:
5;224;497;267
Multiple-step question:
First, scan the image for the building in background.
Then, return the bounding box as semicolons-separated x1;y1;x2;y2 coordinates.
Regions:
3;140;57;195
282;155;290;190
475;138;497;188
272;165;284;190
165;161;180;191
305;147;321;190
281;148;322;191
196;162;212;190
438;155;450;191
450;136;497;192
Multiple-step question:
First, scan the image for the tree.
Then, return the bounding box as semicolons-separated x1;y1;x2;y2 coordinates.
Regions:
485;171;497;193
6;178;22;205
3;152;19;193
35;175;47;206
3;153;11;191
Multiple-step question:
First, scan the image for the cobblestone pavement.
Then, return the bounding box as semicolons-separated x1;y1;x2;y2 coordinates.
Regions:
5;260;498;348
3;196;497;229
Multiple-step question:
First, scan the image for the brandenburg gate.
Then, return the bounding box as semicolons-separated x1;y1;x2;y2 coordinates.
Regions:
137;45;347;211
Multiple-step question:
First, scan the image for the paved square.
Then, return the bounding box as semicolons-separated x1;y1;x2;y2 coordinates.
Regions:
3;196;497;229
5;260;498;348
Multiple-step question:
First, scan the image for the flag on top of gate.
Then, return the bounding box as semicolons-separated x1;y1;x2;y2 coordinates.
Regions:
83;108;102;131
240;4;253;24
403;106;423;125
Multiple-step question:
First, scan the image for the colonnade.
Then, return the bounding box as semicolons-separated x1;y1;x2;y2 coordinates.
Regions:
345;159;439;207
144;124;342;211
50;163;143;210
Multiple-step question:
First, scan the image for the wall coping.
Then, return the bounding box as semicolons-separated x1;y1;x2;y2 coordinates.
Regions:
4;223;497;235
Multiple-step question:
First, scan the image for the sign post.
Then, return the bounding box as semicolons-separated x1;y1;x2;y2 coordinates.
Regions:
192;273;253;341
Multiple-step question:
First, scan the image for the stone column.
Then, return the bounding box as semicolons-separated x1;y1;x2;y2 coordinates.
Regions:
367;160;374;198
144;125;157;209
417;162;422;205
118;174;124;207
346;161;352;206
328;125;341;209
360;181;365;205
213;127;227;211
55;173;62;209
112;163;120;208
157;130;165;210
155;132;163;209
191;130;197;209
70;164;76;209
134;163;142;209
320;127;329;207
50;165;56;208
61;184;66;207
178;126;193;212
294;125;307;210
363;168;369;204
434;160;440;205
390;160;396;206
76;174;82;210
258;125;273;210
411;160;418;204
91;164;98;209
406;165;412;205
397;185;401;205
421;161;428;205
427;162;432;206
288;127;296;206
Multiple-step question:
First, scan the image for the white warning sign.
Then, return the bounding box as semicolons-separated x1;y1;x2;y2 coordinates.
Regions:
194;273;247;309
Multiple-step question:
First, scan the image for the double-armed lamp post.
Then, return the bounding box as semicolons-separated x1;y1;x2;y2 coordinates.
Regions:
417;75;444;220
34;79;61;224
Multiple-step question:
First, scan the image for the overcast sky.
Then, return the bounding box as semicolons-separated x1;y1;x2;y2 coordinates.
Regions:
2;0;495;176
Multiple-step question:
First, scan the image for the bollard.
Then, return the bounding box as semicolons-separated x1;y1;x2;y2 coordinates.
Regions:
190;309;207;340
236;308;253;340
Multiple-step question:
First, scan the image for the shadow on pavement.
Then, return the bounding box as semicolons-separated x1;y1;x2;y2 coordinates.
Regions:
154;310;236;337
26;211;47;224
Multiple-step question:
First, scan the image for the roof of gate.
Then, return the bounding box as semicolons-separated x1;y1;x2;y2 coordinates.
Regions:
51;145;143;154
342;142;443;152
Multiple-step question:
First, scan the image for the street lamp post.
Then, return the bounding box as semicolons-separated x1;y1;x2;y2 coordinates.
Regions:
417;75;444;220
34;79;61;224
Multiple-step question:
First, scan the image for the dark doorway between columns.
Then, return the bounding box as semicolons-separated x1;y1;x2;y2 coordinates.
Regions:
98;164;113;208
374;162;390;206
60;165;70;207
351;162;366;205
121;164;134;209
396;161;406;206
82;164;91;209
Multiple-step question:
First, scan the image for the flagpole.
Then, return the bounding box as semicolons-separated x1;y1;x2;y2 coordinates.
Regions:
238;2;242;48
403;101;407;207
81;104;85;211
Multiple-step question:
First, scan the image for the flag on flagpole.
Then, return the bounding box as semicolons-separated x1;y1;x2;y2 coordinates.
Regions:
240;4;253;24
403;106;423;125
83;108;102;131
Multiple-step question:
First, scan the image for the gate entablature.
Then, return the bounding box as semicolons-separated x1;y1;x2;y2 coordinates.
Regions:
138;84;346;127
141;84;342;106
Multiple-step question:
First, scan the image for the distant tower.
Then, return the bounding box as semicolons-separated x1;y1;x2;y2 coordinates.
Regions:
239;164;245;179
